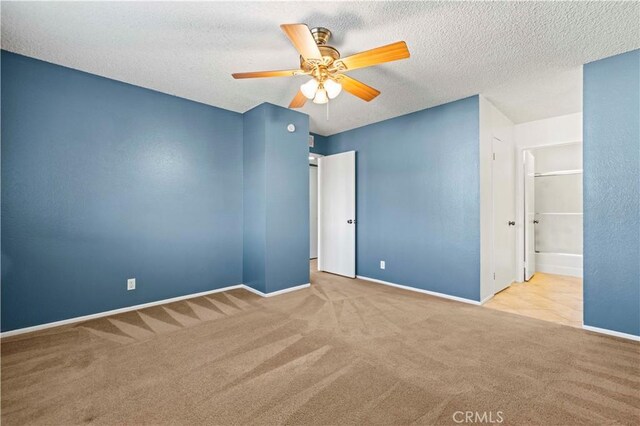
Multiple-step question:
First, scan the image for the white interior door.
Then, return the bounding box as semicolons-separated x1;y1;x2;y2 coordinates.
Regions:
318;151;356;277
524;151;536;281
492;137;516;293
309;165;318;259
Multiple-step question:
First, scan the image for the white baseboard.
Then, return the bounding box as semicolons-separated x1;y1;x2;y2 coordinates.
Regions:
582;325;640;342
537;264;583;278
242;283;310;298
1;282;310;338
356;275;482;305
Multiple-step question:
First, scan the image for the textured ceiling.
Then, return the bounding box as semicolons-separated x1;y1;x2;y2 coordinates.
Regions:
2;1;638;135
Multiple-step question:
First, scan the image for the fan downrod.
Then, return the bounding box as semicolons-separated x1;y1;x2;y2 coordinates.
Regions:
310;27;331;45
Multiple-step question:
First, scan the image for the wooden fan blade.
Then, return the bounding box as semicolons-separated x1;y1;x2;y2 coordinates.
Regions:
280;24;322;60
335;41;410;71
289;90;307;108
335;75;380;102
232;69;301;79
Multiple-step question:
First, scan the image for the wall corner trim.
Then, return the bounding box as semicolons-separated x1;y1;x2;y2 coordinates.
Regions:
0;283;311;338
356;276;482;305
582;325;640;342
480;294;495;305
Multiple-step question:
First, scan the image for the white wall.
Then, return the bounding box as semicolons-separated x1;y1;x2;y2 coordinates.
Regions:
515;113;582;149
479;96;515;302
533;142;582;173
514;113;583;281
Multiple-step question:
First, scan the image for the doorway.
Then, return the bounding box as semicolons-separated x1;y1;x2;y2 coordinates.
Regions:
317;151;356;278
485;142;583;328
524;142;583;279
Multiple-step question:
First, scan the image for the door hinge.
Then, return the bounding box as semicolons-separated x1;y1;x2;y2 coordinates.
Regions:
492;153;496;160
493;272;496;280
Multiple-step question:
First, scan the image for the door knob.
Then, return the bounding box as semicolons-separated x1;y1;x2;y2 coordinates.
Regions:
347;219;356;224
508;221;516;226
533;220;539;224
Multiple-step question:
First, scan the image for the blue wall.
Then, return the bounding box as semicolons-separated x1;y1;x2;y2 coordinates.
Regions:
243;103;310;293
1;51;244;331
264;105;310;293
324;97;481;301
583;49;640;337
310;133;330;155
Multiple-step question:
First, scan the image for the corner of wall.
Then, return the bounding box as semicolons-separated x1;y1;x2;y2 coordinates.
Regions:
241;102;311;295
242;104;268;293
309;133;331;155
1;51;247;331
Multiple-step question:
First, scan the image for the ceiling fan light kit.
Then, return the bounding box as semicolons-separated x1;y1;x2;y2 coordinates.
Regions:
232;23;410;111
313;85;329;104
323;79;342;99
300;78;319;99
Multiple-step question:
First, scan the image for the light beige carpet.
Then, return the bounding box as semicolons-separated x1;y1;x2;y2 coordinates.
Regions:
2;267;639;425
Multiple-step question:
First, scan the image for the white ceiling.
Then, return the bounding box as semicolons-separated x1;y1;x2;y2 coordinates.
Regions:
2;1;638;135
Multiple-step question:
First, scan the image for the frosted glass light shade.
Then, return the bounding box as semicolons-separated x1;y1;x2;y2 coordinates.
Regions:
300;79;319;99
313;87;329;104
324;79;342;99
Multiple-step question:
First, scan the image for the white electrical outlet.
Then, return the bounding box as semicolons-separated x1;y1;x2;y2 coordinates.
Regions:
380;261;385;270
127;278;136;291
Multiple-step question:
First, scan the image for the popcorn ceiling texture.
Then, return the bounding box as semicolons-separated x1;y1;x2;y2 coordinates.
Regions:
2;1;639;135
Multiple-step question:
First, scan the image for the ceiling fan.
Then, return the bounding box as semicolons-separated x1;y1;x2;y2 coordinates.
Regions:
232;24;410;108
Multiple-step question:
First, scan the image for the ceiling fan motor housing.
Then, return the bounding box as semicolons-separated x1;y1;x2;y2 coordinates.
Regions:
300;27;341;73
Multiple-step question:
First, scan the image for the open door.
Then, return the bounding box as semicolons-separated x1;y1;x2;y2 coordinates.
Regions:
524;151;536;281
318;151;356;278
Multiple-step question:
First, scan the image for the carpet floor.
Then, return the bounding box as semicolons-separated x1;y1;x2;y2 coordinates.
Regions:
2;268;639;425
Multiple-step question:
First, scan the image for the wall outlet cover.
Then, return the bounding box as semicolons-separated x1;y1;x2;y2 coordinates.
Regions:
127;278;136;291
380;261;386;270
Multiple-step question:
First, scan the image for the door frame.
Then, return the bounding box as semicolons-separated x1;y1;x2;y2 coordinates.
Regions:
308;152;323;164
523;150;536;280
309;154;323;260
514;141;582;282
